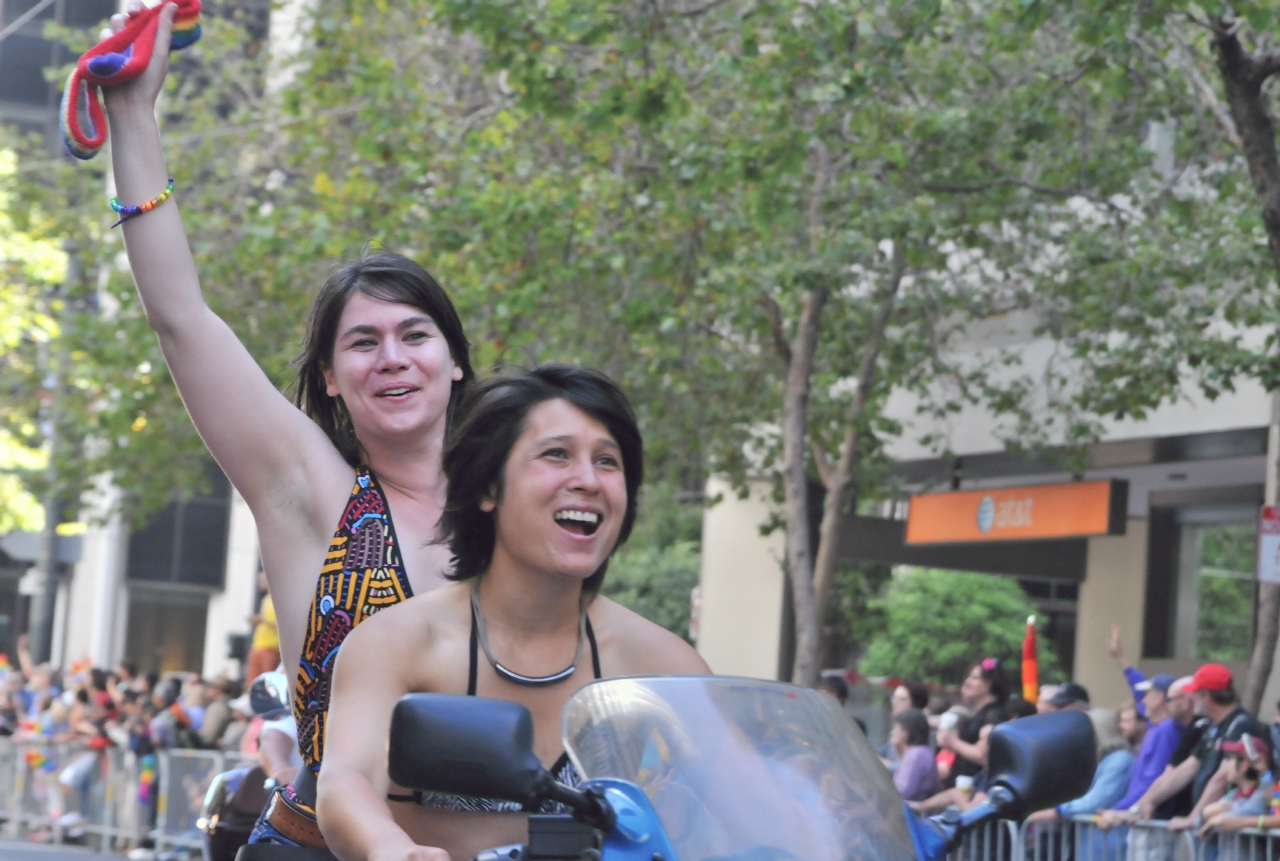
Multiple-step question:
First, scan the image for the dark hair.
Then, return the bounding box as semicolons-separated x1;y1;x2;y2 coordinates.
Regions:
893;708;931;746
293;249;474;465
1209;685;1239;706
90;668;109;693
972;658;1010;703
1006;697;1038;719
157;678;182;709
117;661;137;679
903;681;929;710
440;364;643;591
820;675;850;703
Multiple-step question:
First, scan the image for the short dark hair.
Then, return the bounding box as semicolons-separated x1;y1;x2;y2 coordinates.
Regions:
293;249;474;465
157;678;182;709
1209;685;1239;706
894;708;931;746
903;681;929;710
440;365;643;591
820;675;850;704
1006;697;1038;719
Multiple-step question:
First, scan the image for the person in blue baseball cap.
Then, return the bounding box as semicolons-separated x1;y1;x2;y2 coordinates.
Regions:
1098;675;1191;831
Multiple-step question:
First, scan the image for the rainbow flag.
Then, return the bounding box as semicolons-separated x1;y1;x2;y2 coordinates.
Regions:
1022;615;1038;702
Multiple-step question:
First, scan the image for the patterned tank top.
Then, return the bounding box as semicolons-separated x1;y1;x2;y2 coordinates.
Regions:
293;465;414;772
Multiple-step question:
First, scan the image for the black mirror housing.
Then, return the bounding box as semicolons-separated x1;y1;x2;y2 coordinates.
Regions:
986;710;1097;819
388;694;549;806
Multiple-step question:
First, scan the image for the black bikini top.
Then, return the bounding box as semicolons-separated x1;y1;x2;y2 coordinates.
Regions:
386;602;602;812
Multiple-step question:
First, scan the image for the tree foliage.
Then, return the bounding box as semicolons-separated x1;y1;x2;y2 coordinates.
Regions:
602;482;703;641
5;0;1280;687
859;568;1062;688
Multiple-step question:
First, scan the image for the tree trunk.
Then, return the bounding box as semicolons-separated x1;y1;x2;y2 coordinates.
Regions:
1210;22;1280;714
781;287;829;687
812;251;905;626
1211;26;1280;276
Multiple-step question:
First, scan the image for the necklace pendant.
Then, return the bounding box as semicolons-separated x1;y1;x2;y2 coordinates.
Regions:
493;662;577;687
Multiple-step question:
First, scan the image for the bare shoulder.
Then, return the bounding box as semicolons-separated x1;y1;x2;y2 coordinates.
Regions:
590;596;711;676
341;581;468;654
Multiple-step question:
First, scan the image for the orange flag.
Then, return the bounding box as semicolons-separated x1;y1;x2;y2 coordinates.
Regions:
1022;615;1038;702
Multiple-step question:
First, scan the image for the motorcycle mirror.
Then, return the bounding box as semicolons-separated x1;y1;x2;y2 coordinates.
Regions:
247;671;290;718
986;710;1096;819
388;694;551;807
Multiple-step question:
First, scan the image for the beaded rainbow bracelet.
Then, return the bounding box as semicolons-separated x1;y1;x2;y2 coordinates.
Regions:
110;178;175;227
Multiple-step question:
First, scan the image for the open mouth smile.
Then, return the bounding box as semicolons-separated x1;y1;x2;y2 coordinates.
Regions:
554;509;601;537
376;386;417;398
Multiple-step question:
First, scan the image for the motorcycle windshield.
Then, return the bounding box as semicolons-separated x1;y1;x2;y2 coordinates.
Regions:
563;676;917;861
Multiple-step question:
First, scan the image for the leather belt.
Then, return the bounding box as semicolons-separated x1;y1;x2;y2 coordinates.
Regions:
264;787;327;849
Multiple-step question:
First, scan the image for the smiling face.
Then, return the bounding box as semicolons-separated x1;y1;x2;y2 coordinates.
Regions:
321;291;462;445
483;399;628;582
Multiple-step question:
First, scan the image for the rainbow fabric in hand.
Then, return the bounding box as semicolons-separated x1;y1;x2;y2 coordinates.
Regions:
60;0;201;160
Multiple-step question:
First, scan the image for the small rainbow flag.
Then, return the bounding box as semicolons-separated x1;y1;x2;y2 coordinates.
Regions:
1022;615;1038;702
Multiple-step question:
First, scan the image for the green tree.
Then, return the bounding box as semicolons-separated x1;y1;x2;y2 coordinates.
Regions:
859;567;1061;688
0;148;64;533
602;482;703;641
989;0;1280;711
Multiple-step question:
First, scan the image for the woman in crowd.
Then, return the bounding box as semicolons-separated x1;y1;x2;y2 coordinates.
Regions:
880;681;930;771
96;3;475;846
316;366;710;861
891;708;938;802
936;658;1009;780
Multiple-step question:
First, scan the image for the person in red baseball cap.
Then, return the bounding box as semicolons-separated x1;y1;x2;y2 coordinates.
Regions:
1151;664;1270;833
1197;733;1274;839
1183;663;1234;694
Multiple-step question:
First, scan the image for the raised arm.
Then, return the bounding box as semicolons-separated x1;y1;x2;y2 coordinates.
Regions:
102;3;347;514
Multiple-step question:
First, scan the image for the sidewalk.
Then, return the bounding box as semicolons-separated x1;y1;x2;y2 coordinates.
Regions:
0;840;123;861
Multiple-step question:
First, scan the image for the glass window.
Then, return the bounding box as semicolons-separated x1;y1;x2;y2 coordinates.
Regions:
1193;522;1256;662
1143;502;1258;661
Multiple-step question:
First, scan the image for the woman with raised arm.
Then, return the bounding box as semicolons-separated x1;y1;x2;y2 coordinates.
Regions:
99;2;474;846
316;365;710;861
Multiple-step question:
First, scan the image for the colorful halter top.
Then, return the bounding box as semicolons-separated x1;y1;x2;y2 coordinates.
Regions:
294;465;413;772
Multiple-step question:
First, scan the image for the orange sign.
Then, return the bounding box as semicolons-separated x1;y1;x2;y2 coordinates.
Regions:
905;480;1126;545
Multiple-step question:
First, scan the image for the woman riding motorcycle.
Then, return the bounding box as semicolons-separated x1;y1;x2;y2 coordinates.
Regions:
316;366;710;861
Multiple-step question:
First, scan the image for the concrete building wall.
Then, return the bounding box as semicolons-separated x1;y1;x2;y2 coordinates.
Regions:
61;483;127;669
696;477;786;679
1073;519;1149;710
201;490;260;681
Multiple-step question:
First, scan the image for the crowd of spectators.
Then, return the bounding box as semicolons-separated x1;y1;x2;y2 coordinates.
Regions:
0;635;262;836
864;624;1280;856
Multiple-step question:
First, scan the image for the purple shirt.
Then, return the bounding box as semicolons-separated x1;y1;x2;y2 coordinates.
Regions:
894;745;939;802
1124;666;1148;717
1114;716;1185;810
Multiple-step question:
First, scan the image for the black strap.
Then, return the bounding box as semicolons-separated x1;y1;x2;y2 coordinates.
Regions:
469;601;599;692
292;764;318;808
468;600;479;696
585;615;601;680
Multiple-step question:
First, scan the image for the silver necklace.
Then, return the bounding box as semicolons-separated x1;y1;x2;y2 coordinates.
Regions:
471;581;586;687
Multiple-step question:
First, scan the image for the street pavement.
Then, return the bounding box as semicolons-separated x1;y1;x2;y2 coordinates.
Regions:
0;840;123;861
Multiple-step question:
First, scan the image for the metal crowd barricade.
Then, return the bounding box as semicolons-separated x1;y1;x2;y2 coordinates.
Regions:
940;815;1215;861
949;818;1021;861
153;748;256;852
0;739;256;853
1204;827;1280;861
